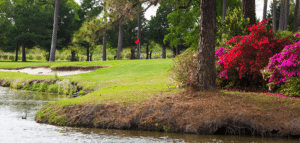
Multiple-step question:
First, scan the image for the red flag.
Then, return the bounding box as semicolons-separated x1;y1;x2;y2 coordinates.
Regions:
135;38;140;44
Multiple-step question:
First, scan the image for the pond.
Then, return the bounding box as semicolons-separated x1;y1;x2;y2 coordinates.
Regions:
0;86;299;143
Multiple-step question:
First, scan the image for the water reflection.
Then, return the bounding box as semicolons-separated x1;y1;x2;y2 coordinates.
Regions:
0;86;299;143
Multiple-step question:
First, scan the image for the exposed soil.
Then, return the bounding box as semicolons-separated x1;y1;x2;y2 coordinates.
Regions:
36;88;300;140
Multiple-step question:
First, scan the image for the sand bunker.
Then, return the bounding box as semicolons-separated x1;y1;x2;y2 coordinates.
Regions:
0;66;108;76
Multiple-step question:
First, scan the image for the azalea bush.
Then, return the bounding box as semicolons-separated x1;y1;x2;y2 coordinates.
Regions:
216;18;293;91
261;38;300;96
168;48;198;89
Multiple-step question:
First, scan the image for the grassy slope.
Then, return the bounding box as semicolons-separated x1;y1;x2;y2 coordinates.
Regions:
0;59;183;106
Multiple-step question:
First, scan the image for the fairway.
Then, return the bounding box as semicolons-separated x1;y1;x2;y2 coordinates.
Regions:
0;59;183;106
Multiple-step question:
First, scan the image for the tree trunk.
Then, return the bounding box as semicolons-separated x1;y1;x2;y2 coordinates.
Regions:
263;0;268;20
49;0;60;62
273;0;277;33
176;45;179;55
150;50;152;59
71;50;76;61
279;0;285;31
130;48;135;59
15;46;19;61
22;45;26;62
117;18;124;60
242;0;256;26
284;0;290;30
294;0;299;32
146;43;149;59
137;12;142;59
162;45;166;59
102;31;107;61
90;52;93;61
197;0;217;91
222;0;226;21
173;47;176;57
86;44;89;61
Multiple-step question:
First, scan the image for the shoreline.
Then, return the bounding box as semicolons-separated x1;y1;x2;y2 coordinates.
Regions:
35;89;300;140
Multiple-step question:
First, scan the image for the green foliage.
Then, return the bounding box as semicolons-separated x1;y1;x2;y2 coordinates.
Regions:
274;31;299;43
36;56;42;60
168;48;197;88
60;56;65;61
38;83;49;92
166;53;172;59
78;90;85;95
216;7;250;47
279;77;300;97
107;55;114;60
28;55;34;60
48;84;59;93
8;55;14;61
2;55;7;60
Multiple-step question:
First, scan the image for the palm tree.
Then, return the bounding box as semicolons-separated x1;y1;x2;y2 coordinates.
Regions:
49;0;60;62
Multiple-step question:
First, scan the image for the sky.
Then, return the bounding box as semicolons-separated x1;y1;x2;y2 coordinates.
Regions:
72;0;272;21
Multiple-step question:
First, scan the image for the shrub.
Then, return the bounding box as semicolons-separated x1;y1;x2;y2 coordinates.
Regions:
2;55;8;60
125;53;131;59
216;7;250;47
28;55;34;60
60;55;65;61
217;18;293;91
36;56;42;60
279;77;300;97
168;48;198;89
107;55;114;60
262;39;300;91
9;55;14;61
66;55;71;61
18;56;21;60
78;90;85;95
55;55;60;60
166;53;173;58
47;84;59;93
0;55;2;59
43;53;49;61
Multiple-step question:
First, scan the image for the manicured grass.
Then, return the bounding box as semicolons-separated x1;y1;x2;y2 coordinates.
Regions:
0;59;184;106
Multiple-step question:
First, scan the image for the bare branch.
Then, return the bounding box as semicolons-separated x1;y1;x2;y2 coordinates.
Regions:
177;0;192;9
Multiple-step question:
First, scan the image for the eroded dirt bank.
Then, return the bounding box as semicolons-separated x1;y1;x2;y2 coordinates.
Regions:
36;90;300;140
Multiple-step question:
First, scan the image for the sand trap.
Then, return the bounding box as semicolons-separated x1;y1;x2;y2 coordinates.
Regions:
0;67;95;76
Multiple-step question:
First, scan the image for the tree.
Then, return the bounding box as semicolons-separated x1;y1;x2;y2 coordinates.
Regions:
273;0;277;33
49;0;60;62
222;0;226;21
197;0;217;91
284;0;290;30
263;0;268;20
136;12;142;59
117;18;124;60
242;0;256;26
279;0;285;31
148;4;172;59
294;0;299;32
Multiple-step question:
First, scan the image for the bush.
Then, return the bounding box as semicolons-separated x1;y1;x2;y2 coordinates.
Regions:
279;77;300;97
2;55;8;60
216;7;250;47
43;53;49;61
36;56;42;60
125;53;131;59
18;56;21;60
55;55;60;60
66;55;71;61
28;55;34;60
60;55;65;61
217;18;292;91
168;48;198;89
166;53;173;58
107;55;114;60
9;55;14;61
0;55;2;59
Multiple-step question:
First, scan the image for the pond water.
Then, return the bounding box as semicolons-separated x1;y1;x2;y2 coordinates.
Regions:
0;86;299;143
